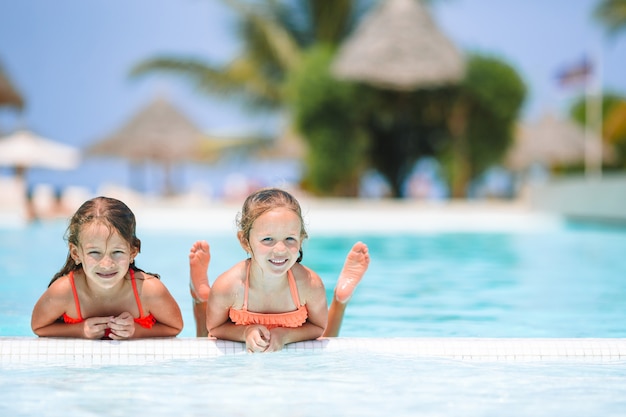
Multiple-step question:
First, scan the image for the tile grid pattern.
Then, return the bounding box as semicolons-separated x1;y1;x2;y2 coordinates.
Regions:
1;337;625;365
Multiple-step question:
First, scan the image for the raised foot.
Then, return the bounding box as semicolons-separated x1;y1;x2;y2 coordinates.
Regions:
334;241;370;303
189;240;211;302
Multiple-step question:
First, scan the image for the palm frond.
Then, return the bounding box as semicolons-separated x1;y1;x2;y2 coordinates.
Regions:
604;100;626;143
0;62;24;110
130;56;282;109
309;0;355;44
225;0;301;71
594;0;626;35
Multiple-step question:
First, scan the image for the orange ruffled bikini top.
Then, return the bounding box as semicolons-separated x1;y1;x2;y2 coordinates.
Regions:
62;269;157;333
229;262;308;330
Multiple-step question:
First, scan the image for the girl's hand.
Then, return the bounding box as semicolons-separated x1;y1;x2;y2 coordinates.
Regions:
244;325;270;353
107;312;136;340
266;328;288;352
83;316;113;339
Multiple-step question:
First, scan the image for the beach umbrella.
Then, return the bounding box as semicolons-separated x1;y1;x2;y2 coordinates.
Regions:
505;112;611;171
87;96;208;194
331;0;465;91
0;129;80;177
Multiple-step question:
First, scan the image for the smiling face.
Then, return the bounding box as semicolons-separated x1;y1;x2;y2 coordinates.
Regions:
70;222;138;288
245;207;303;278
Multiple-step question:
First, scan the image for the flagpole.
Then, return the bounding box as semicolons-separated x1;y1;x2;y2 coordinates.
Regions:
584;49;603;179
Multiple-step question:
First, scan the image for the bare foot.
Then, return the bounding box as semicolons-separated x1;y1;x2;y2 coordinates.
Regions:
334;241;370;303
189;240;211;302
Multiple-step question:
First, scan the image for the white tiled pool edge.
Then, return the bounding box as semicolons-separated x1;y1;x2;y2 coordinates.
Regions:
2;337;625;365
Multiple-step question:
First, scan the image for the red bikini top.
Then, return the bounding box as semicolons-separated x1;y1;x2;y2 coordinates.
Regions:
62;269;156;331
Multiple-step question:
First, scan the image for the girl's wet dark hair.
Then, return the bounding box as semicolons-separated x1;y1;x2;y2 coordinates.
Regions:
237;187;308;263
49;196;153;286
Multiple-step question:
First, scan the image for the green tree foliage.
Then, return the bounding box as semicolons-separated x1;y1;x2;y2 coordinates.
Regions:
587;0;626;169
367;53;526;198
460;54;527;180
570;92;626;168
130;0;371;112
290;51;526;198
130;1;525;198
594;0;626;35
362;88;452;197
288;47;369;196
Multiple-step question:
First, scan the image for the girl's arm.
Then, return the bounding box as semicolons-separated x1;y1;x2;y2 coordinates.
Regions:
298;266;329;334
206;274;274;352
137;276;183;338
205;267;248;341
31;277;110;338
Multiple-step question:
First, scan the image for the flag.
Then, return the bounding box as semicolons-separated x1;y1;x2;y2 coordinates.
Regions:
555;56;593;87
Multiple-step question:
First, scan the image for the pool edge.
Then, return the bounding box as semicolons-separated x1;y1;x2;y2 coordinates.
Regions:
2;337;625;365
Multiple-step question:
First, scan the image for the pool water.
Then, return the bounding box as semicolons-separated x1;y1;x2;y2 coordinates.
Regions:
1;219;625;338
1;218;626;417
2;351;626;417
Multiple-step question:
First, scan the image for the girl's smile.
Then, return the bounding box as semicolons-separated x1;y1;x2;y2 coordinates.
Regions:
248;207;302;277
71;223;137;287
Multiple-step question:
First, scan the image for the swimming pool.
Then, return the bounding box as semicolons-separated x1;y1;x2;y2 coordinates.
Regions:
2;217;625;338
1;210;626;416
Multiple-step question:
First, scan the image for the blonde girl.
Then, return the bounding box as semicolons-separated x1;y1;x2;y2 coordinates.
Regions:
190;188;369;351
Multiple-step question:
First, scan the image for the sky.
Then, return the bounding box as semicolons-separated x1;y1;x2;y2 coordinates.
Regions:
0;0;624;194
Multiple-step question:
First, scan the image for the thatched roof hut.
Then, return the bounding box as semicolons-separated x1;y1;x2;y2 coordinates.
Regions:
88;96;205;164
505;112;611;171
331;0;465;90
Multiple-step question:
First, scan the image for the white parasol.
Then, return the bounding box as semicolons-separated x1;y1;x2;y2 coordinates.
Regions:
0;129;80;174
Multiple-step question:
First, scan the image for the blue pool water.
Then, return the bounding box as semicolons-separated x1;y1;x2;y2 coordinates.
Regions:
1;352;625;417
1;219;625;338
1;217;626;417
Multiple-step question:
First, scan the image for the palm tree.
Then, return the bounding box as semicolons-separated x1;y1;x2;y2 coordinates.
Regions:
131;0;371;112
132;0;464;197
594;0;626;35
0;61;24;111
591;0;626;169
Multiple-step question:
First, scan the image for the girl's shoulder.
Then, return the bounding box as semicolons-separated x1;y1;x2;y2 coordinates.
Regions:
134;270;159;281
45;273;77;302
212;261;247;291
291;263;324;289
290;263;326;305
134;270;167;293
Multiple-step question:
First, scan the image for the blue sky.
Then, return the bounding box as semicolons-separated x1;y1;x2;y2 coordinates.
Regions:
0;0;624;193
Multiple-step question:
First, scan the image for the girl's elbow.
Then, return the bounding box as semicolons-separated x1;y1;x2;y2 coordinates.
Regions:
168;321;184;336
31;321;45;336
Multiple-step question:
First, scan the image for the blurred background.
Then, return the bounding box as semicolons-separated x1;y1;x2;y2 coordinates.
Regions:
0;0;625;222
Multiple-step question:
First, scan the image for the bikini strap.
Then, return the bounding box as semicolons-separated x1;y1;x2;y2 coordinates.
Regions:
286;269;302;307
244;261;301;308
129;269;145;318
243;260;250;310
68;270;83;321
